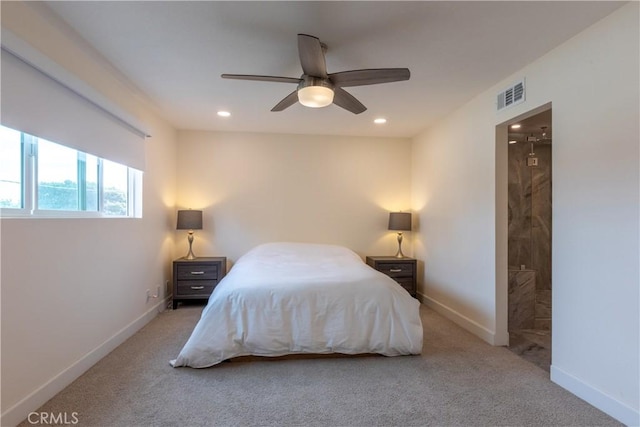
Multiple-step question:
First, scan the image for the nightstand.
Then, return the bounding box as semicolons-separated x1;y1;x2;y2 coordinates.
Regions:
366;256;417;298
172;257;226;309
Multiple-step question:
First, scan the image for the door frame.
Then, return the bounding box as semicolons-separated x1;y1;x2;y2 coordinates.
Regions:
495;102;552;346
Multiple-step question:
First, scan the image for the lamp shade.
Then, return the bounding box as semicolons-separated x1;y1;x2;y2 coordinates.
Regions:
388;212;412;231
176;210;203;230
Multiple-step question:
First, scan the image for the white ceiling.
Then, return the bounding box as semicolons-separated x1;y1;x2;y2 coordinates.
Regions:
45;1;624;138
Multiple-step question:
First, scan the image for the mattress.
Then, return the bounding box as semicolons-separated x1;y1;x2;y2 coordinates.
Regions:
170;242;423;368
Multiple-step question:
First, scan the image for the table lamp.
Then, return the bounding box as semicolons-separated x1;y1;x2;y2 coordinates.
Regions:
388;212;412;258
177;209;203;260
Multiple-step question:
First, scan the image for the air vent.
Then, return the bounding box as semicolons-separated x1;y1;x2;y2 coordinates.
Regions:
497;79;525;111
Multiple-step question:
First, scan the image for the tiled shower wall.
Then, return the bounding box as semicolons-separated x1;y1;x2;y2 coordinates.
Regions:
508;142;552;330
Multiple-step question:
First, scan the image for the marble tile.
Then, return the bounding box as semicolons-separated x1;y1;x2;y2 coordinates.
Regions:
534;318;551;331
535;302;551;319
508;329;551;371
508;237;531;270
508;270;536;331
531;146;552;292
535;290;552;319
519;329;551;349
507;137;552;370
537;289;551;304
508;143;533;271
508;142;552;307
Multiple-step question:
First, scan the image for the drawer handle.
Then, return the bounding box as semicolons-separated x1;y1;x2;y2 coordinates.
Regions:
389;268;403;273
190;286;205;290
190;271;205;275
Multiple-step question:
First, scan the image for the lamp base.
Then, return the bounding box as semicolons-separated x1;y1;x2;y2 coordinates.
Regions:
394;232;407;258
185;232;197;260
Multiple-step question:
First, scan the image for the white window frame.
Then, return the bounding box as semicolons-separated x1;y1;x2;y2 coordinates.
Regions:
0;128;142;219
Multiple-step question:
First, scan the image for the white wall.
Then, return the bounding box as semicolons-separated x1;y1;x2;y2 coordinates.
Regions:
411;3;639;425
1;1;636;426
0;3;178;426
176;131;412;264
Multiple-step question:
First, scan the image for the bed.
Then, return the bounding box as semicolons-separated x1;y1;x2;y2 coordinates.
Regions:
170;242;423;368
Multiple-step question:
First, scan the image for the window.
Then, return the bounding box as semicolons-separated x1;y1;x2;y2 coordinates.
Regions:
38;138;83;211
102;159;129;216
0;124;142;218
0;126;23;209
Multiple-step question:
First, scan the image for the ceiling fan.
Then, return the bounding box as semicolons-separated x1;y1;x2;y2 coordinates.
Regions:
221;34;410;114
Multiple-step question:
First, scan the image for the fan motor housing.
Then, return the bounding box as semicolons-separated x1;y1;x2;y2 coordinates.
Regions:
298;75;334;91
297;76;335;108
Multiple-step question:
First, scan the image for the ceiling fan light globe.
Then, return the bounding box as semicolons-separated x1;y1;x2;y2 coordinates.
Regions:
298;85;334;108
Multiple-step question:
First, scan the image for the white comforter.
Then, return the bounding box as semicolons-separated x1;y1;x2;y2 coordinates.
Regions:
170;242;423;368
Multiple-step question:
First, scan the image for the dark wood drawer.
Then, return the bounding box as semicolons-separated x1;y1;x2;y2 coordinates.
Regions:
177;264;218;280
176;281;217;296
173;257;226;309
366;256;417;298
395;277;414;293
376;263;414;277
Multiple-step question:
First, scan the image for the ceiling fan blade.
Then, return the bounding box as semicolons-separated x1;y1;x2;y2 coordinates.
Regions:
329;68;410;87
297;34;328;78
332;87;366;114
271;90;299;112
221;74;301;84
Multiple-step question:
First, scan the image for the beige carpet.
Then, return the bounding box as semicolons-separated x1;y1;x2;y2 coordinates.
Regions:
20;304;620;426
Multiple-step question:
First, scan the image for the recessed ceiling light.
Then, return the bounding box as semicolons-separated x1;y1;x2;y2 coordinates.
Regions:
217;111;231;117
374;118;387;124
509;140;518;144
510;124;521;129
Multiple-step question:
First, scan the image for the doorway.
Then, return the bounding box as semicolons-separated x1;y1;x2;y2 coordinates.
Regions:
496;105;552;371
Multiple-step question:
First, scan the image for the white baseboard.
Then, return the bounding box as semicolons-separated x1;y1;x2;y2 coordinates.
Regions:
1;297;170;427
551;365;639;427
417;293;639;426
418;292;497;345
